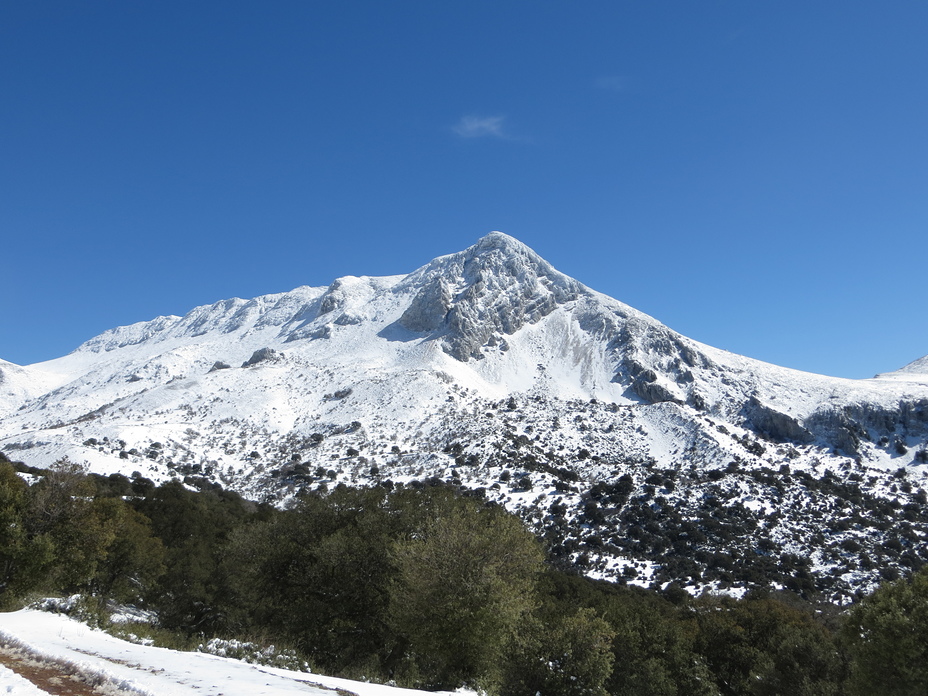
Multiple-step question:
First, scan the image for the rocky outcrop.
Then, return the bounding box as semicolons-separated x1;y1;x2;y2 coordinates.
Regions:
618;359;683;405
802;399;928;456
242;348;283;368
398;232;586;360
743;397;813;444
803;408;867;455
318;279;352;316
399;278;453;332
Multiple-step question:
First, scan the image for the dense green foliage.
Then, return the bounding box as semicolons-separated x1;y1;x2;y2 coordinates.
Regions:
2;455;927;694
388;489;543;689
0;459;165;608
843;566;928;695
694;594;846;696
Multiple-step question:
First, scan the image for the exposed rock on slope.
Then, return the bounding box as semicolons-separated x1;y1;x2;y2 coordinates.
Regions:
397;232;586;360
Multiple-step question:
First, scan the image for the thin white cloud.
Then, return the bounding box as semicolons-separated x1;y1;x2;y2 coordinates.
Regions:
453;115;506;138
594;75;627;92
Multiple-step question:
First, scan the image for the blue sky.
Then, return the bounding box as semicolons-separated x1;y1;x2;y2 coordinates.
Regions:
2;1;926;379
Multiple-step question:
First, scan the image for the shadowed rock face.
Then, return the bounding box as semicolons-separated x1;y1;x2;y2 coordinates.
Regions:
399;232;586;360
803;399;928;455
242;347;283;368
744;397;814;444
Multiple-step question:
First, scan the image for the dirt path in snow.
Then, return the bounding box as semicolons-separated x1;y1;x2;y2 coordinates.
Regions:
0;642;138;696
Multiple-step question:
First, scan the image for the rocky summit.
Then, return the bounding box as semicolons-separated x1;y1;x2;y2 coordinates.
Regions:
2;232;928;600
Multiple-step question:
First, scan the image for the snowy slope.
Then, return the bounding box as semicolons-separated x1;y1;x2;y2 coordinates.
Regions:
0;609;464;696
2;232;927;598
0;360;66;417
874;354;928;384
2;232;924;468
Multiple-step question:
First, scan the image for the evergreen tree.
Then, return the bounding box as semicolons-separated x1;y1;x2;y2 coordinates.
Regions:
605;593;716;696
88;497;166;604
844;566;928;695
25;459;112;593
224;486;396;676
0;462;54;606
500;607;615;696
133;480;257;634
388;488;544;690
696;594;844;696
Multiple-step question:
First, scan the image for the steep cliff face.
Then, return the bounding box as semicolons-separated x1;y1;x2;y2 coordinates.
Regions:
398;232;587;360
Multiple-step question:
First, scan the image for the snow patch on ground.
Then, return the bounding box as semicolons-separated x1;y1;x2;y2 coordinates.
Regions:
0;663;52;696
0;609;471;696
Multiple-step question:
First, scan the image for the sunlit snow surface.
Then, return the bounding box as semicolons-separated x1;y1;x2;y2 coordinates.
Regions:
2;234;924;476
0;664;49;696
0;609;468;696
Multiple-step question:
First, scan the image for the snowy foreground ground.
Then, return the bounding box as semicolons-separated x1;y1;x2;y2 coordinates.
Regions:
0;609;469;696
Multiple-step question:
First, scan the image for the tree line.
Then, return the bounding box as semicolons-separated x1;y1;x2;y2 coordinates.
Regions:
1;454;927;695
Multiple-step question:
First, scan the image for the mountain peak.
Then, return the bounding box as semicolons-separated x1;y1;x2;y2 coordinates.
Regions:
461;231;558;279
898;354;928;374
466;231;545;268
398;233;586;360
472;230;526;252
875;353;928;384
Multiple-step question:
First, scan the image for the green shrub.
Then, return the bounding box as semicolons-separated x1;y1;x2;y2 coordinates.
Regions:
844;567;928;695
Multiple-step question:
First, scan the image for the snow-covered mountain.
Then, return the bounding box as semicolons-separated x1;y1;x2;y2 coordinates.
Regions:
3;232;927;599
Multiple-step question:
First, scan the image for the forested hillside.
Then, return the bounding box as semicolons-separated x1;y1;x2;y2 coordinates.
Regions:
2;454;927;695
